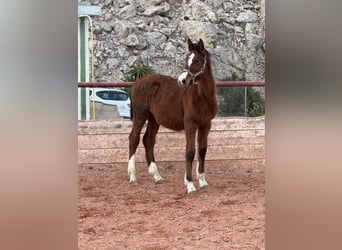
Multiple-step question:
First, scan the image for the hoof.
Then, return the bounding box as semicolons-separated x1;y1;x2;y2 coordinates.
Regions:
155;179;164;184
129;180;137;185
188;190;197;195
200;184;209;190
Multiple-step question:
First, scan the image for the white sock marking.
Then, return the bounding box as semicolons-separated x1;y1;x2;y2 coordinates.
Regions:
184;173;197;194
128;155;136;184
149;162;164;183
196;162;208;188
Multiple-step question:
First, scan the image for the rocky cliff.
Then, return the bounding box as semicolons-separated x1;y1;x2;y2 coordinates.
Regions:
81;0;265;82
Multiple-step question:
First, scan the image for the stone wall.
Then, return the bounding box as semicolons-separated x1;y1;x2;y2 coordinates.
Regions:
80;0;265;82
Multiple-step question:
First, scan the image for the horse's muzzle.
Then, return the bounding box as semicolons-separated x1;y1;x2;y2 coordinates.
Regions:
178;79;186;87
177;71;189;87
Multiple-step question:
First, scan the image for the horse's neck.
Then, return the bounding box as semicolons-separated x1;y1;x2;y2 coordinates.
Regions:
195;57;218;116
197;69;216;99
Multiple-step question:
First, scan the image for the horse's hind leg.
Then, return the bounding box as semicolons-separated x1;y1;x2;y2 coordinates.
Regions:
196;123;211;189
143;115;163;184
128;118;146;184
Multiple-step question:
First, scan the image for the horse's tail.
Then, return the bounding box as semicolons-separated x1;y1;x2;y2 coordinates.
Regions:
130;103;133;120
130;91;133;121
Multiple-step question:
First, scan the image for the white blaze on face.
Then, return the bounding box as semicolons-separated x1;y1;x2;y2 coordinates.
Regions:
187;53;195;68
178;53;195;86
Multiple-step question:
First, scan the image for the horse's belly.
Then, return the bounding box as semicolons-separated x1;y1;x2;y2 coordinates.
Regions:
150;87;185;131
152;109;184;131
163;121;184;131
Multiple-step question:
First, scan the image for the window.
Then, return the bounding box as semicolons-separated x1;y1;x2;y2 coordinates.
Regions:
96;91;128;101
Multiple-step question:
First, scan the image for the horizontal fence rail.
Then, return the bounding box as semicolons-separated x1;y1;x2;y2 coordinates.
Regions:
78;81;265;88
78;117;265;166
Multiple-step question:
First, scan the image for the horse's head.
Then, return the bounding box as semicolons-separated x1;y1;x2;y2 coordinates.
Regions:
178;38;207;87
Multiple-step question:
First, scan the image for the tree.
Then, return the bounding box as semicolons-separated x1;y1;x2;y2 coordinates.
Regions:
247;87;265;117
217;87;265;117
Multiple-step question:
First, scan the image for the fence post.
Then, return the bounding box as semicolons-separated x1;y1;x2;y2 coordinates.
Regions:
244;86;247;117
78;17;89;120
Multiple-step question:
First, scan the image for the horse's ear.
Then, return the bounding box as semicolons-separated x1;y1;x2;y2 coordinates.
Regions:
187;38;193;51
198;38;205;54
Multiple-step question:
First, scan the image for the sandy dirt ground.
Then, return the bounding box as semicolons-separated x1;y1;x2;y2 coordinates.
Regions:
78;161;265;249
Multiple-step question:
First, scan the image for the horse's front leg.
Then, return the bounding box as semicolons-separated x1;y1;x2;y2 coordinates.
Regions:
184;125;197;194
197;122;211;189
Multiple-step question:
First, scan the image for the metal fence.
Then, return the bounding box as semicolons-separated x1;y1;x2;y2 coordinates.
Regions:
78;81;265;88
78;81;265;120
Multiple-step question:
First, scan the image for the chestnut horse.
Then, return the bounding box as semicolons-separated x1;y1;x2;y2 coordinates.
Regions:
128;38;218;194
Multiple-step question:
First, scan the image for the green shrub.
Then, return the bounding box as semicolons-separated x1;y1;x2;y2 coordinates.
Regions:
124;66;155;82
217;87;265;117
123;66;155;96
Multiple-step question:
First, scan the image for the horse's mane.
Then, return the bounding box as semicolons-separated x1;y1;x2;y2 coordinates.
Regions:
191;44;211;57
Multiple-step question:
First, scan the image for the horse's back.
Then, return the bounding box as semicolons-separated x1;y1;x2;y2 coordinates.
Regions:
132;74;185;130
133;73;176;89
132;74;179;101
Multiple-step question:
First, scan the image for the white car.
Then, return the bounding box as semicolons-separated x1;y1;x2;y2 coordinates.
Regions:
89;88;131;118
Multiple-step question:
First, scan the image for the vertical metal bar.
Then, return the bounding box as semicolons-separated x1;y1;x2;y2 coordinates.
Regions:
80;17;87;120
244;86;247;117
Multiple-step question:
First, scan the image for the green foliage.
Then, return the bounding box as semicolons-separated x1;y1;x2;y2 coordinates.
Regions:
124;66;155;82
217;87;245;116
124;66;155;96
247;87;265;117
217;87;265;117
